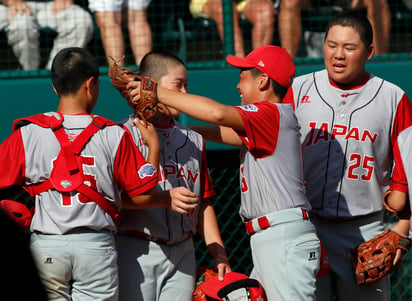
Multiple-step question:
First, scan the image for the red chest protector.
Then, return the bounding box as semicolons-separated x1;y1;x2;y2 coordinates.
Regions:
13;113;121;222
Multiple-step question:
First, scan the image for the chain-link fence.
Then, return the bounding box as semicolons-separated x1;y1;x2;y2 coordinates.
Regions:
196;150;412;300
1;0;412;71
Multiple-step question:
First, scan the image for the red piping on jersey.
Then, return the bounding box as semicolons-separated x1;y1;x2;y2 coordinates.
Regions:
328;72;370;90
13;114;121;222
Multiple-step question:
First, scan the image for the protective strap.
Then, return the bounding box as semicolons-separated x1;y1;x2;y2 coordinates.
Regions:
26;181;119;222
19;114;120;222
71;116;107;154
77;184;120;222
49;116;79;174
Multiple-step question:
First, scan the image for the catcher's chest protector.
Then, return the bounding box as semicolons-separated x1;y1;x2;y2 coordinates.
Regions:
13;114;120;221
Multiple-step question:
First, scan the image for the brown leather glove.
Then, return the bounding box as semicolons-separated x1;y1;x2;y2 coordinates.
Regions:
352;229;411;286
108;58;158;123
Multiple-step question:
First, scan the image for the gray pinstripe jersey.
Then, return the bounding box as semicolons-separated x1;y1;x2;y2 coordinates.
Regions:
118;117;211;244
291;69;407;218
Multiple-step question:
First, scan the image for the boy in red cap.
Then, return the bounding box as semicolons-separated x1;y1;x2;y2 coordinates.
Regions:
127;45;322;300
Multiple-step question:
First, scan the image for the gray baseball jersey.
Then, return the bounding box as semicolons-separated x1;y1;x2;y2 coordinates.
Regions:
287;70;412;218
117;117;215;243
0;112;158;301
233;100;320;300
234;101;311;221
0;113;158;234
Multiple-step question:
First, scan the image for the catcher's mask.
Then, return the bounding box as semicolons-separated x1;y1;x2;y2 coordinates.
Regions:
0;185;34;232
201;272;267;301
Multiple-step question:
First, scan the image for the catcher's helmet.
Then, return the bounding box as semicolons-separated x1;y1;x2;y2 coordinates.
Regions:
0;185;34;232
200;272;267;301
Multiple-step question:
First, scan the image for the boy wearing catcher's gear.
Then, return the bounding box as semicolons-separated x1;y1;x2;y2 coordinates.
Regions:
115;51;231;301
284;10;412;300
127;45;321;300
0;47;189;300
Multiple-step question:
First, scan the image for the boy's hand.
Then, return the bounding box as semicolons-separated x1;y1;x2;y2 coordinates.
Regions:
132;117;159;149
169;187;198;215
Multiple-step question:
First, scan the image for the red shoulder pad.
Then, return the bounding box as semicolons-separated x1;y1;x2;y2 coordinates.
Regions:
13;114;58;131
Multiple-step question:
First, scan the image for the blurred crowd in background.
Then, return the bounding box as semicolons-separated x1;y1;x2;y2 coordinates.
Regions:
0;0;411;71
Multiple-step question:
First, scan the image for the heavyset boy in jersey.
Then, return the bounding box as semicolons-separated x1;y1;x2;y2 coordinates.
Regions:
285;10;412;300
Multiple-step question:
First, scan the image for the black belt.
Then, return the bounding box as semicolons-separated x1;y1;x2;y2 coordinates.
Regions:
118;229;191;246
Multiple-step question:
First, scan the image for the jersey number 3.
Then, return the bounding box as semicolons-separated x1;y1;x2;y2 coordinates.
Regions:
241;166;249;192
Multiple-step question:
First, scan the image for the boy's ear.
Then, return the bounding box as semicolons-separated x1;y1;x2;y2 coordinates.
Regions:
258;74;270;89
84;76;98;98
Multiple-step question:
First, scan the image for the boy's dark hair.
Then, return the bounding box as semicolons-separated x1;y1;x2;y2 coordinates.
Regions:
138;51;185;81
250;68;288;100
51;47;99;96
324;9;373;48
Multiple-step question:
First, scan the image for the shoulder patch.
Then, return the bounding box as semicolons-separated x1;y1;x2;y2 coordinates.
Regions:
138;163;157;178
238;104;258;112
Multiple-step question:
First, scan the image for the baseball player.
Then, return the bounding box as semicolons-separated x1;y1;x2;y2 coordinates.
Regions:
115;51;231;301
284;10;412;300
383;126;412;246
127;45;322;301
0;47;198;300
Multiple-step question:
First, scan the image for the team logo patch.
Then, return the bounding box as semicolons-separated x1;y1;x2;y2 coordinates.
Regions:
138;163;157;178
239;104;258;112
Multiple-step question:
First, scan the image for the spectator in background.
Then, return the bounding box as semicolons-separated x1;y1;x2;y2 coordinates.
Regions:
0;0;93;70
189;0;275;57
360;0;391;54
89;0;152;66
280;0;391;58
278;0;301;58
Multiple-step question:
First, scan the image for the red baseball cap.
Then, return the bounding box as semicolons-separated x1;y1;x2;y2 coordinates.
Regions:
226;45;295;89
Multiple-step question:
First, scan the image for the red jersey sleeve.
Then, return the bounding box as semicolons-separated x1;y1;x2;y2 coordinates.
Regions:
389;138;408;193
200;143;215;200
113;132;158;198
391;94;412;147
0;129;26;189
234;101;280;158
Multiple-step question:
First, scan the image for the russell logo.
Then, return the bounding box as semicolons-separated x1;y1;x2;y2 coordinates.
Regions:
138;163;157;178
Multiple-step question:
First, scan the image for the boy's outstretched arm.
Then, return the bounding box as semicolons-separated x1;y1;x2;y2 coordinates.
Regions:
127;81;245;131
189;125;243;147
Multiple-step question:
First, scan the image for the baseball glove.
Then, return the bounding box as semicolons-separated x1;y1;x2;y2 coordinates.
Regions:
351;229;411;286
108;57;158;123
